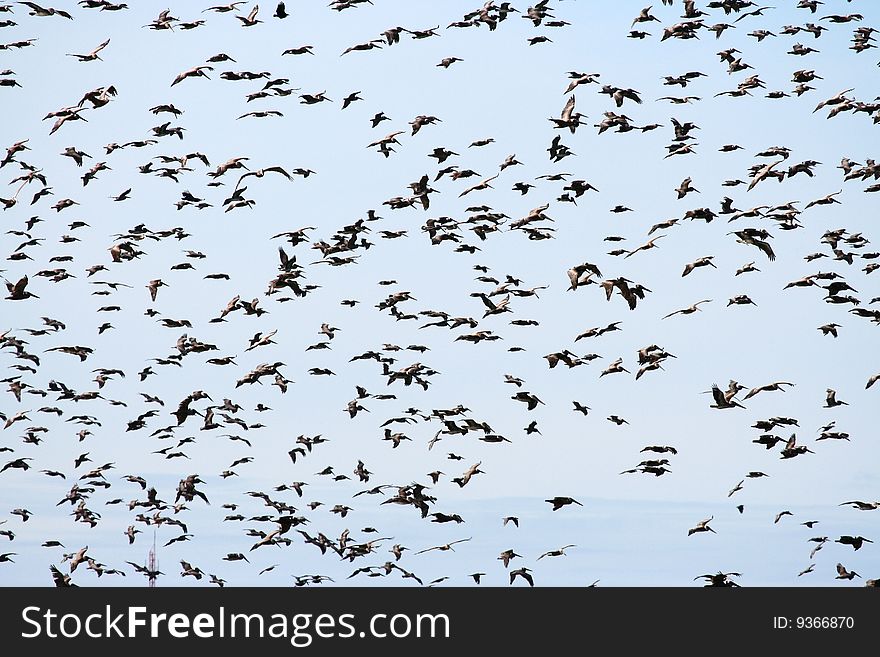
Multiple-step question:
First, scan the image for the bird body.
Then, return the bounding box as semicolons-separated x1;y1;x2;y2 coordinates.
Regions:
546;496;583;511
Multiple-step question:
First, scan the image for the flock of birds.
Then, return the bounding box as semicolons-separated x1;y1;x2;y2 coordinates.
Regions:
1;0;879;588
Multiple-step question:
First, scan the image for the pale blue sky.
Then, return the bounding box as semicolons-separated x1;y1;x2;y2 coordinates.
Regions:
1;0;878;587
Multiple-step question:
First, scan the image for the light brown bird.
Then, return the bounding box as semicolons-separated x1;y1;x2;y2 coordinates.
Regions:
171;66;213;87
146;279;166;302
688;517;716;536
236;4;262;27
835;563;860;580
824;389;848;407
459;174;499;197
67;38;110;62
236;166;291;189
682;256;717;277
415;538;471;555
663;299;711;319
742;382;795;400
625;235;665;258
537;544;575;560
20;2;73;19
68;545;89;572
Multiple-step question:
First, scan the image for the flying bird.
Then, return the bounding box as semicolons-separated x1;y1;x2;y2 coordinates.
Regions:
67;38;110;62
545;497;583;511
688;517;716;536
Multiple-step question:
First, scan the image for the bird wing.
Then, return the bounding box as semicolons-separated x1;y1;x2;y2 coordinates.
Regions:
560;95;575;121
235;171;256;187
471;294;495;310
50;564;68;586
266;165;291;179
743;387;760;400
754;239;776;261
12;275;29;296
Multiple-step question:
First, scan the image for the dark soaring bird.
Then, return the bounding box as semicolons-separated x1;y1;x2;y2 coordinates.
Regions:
545;497;583;511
